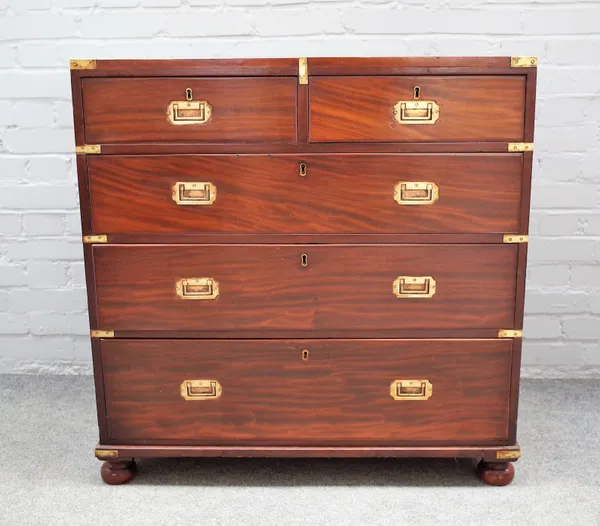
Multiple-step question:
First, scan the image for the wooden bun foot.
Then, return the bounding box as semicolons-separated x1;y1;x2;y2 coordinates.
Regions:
101;460;137;485
476;460;515;486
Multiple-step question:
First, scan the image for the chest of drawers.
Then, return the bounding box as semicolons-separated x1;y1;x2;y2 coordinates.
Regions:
70;57;536;486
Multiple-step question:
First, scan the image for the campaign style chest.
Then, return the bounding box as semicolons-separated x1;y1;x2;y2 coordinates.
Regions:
70;57;536;486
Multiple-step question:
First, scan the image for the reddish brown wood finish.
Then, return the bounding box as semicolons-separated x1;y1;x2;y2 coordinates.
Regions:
92;244;517;332
307;57;516;74
87;154;523;235
101;339;512;445
309;76;526;143
80;57;514;78
70;71;85;149
96;443;520;461
91;338;109;444
85;233;506;246
82;77;297;143
91;143;520;155
69;58;535;483
83;58;299;77
73;58;528;83
92;329;510;340
508;338;523;444
524;69;537;143
100;460;137;485
477;461;515;486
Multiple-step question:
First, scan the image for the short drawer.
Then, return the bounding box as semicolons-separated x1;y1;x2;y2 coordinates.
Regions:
309;76;525;143
88;153;523;235
101;338;512;445
82;77;297;143
93;244;517;332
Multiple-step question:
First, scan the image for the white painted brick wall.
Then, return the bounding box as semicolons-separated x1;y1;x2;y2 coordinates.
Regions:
0;0;599;376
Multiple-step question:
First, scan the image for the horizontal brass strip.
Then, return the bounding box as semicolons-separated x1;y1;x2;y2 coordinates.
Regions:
510;56;537;68
83;235;108;244
90;330;114;338
498;330;523;339
95;449;118;459
503;234;528;244
507;143;534;153
497;450;521;459
70;59;97;70
76;145;102;154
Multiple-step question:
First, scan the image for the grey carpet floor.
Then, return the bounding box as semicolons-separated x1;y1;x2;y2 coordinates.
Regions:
0;375;599;526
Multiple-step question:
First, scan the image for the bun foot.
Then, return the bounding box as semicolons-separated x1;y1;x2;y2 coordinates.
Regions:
101;460;137;485
476;461;515;486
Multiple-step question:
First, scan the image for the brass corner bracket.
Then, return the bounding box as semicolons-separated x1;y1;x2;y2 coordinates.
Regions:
498;330;523;339
70;59;97;70
95;449;118;460
76;145;101;155
503;234;528;244
83;235;108;244
508;143;534;153
496;450;521;460
299;57;308;85
511;56;537;68
91;330;115;338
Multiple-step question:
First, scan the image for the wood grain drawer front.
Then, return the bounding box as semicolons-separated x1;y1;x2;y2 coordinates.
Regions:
101;339;512;445
93;244;517;332
309;76;526;143
82;77;297;143
88;154;522;235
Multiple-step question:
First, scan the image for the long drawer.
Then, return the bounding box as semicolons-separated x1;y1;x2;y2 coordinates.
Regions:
101;339;513;445
82;77;298;143
309;76;526;142
87;154;523;235
93;244;518;332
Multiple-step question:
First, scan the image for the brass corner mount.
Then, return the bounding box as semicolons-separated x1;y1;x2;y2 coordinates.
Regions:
70;59;97;70
511;56;537;68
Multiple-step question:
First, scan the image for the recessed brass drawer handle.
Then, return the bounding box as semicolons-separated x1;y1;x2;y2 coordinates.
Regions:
394;100;439;125
390;379;433;401
167;89;212;126
176;278;219;300
394;182;439;205
172;182;216;206
393;276;436;298
180;380;222;401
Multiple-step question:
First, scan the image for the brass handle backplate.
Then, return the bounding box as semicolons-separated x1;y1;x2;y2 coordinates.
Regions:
394;100;439;125
394;182;439;205
390;379;433;401
172;182;216;205
167;100;212;125
176;278;219;300
180;380;222;401
393;276;436;298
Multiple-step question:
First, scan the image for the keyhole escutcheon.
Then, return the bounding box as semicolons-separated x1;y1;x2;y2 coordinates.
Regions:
414;86;420;99
302;350;309;361
299;162;307;177
186;88;193;101
301;254;308;267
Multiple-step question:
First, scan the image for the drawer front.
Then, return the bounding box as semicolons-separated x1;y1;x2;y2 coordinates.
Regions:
82;77;297;143
309;76;525;143
101;339;512;445
93;244;517;332
88;154;522;235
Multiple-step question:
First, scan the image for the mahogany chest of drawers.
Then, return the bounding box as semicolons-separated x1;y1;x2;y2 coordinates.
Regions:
70;57;536;486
